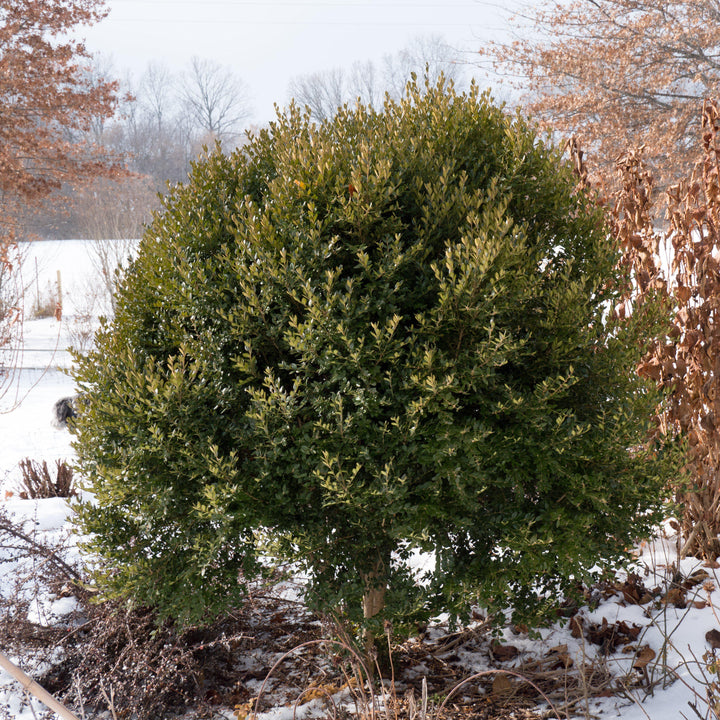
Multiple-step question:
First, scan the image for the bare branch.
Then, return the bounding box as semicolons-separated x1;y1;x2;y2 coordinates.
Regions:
484;0;720;184
180;56;252;145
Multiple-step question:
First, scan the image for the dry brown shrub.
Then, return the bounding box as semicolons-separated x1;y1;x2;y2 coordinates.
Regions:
47;602;250;719
572;99;720;559
17;458;75;499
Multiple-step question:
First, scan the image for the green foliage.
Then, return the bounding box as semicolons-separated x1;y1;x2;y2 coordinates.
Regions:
72;78;674;630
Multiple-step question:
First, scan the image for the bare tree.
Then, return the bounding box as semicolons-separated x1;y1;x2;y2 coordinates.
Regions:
287;34;465;120
76;54;126;144
349;61;381;108
138;61;175;136
483;0;720;185
180;57;252;145
23;54;255;239
125;62;190;187
383;34;463;98
287;67;347;121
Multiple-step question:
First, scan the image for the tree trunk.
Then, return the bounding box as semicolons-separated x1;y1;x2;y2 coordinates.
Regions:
361;560;387;664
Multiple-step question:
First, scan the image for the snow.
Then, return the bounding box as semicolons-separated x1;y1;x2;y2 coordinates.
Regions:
0;240;112;720
0;239;720;719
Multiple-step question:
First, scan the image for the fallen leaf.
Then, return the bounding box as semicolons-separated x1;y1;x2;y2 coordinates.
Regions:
662;586;687;608
234;700;255;720
546;645;573;669
617;620;642;641
684;569;710;589
491;642;519;662
569;615;583;638
617;574;647;604
633;645;656;670
586;616;639;651
491;674;513;698
706;629;720;650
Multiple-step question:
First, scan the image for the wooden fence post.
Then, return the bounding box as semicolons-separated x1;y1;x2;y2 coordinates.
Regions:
0;651;80;720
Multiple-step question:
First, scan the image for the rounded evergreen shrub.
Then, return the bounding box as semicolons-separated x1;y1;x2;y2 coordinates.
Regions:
72;79;673;630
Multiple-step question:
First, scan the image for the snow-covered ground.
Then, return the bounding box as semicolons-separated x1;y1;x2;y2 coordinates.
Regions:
1;239;720;720
0;239;124;719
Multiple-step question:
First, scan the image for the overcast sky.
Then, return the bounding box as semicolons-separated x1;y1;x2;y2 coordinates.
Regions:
80;0;524;125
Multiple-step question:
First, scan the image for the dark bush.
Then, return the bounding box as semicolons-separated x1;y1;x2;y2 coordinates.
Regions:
72;78;674;632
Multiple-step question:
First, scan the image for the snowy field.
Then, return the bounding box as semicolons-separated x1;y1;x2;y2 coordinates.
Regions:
1;239;720;719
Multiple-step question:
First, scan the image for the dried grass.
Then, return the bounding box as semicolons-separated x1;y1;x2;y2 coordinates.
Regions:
17;458;75;499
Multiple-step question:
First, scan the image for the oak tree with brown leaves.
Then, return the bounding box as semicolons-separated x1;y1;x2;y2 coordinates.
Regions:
486;1;720;186
0;0;122;400
0;0;121;241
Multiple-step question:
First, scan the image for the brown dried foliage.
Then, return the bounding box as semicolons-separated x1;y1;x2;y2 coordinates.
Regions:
0;0;123;242
485;1;720;187
50;603;251;719
581;100;720;558
48;586;329;720
17;458;75;499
